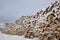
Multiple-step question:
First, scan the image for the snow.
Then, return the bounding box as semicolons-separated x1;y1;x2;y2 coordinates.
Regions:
0;32;39;40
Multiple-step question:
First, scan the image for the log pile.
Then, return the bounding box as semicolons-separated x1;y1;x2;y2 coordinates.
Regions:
2;1;60;40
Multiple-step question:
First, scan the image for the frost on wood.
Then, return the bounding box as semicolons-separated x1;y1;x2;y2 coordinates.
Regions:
2;1;60;40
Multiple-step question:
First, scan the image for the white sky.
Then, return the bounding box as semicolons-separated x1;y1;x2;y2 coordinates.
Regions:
0;0;54;23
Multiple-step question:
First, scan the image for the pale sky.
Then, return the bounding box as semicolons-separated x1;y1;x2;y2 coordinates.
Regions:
0;0;54;23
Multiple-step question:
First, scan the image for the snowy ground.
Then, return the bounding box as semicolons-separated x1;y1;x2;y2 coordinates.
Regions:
0;23;39;40
0;32;39;40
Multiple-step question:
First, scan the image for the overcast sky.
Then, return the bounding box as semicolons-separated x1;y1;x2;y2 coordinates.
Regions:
0;0;54;23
